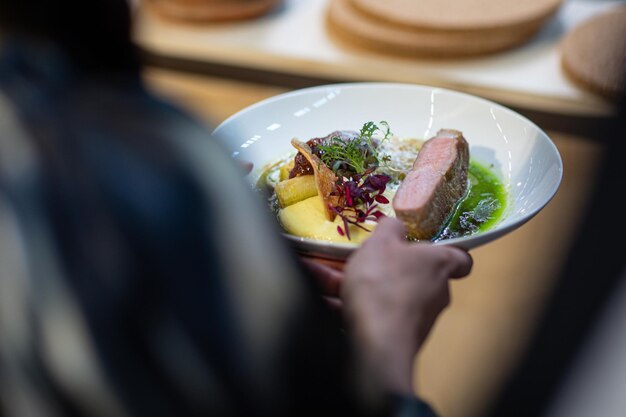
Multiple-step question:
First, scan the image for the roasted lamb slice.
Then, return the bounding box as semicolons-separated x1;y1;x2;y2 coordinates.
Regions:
392;129;469;240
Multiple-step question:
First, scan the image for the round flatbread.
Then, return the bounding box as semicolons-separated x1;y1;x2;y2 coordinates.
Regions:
561;5;626;100
350;0;563;31
149;0;282;22
327;0;548;58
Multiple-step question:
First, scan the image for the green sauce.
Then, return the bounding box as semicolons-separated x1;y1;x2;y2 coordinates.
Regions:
435;161;507;241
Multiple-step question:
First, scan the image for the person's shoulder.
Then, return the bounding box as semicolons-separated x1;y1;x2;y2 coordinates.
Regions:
77;75;207;129
69;74;220;161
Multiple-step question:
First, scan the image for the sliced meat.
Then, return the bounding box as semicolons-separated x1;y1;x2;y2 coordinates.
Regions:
392;129;469;240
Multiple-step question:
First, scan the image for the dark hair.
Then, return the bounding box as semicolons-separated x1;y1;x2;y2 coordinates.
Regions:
0;0;138;72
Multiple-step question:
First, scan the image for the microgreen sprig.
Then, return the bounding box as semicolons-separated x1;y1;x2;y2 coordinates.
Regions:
317;121;392;176
313;121;394;239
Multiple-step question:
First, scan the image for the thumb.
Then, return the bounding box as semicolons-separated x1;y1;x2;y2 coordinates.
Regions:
442;247;473;279
238;160;253;175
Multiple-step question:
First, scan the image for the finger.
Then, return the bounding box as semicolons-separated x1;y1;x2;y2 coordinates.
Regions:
310;257;345;271
442;247;473;279
301;258;344;297
238;160;253;174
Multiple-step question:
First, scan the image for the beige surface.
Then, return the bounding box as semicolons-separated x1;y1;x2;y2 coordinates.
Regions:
143;67;605;417
143;68;286;126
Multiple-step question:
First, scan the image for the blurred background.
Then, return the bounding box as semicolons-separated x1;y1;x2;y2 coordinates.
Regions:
6;0;620;416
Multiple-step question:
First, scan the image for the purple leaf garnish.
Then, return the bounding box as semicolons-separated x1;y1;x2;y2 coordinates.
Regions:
330;172;392;240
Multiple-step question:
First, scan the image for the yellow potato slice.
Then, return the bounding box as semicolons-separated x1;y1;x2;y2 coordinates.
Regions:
279;195;376;244
274;175;318;208
279;159;295;181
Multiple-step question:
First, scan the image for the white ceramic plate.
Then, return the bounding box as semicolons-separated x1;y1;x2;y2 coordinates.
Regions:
212;82;563;259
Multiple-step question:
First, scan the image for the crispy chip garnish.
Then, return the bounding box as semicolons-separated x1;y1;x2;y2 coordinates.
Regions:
291;138;341;221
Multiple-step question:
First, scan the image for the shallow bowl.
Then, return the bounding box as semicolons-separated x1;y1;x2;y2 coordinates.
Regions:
213;82;563;260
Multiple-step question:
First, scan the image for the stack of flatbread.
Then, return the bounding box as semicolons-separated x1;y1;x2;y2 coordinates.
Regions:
148;0;283;22
326;0;564;58
560;5;626;101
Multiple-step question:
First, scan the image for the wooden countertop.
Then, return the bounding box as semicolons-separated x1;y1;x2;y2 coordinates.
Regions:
134;0;624;118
